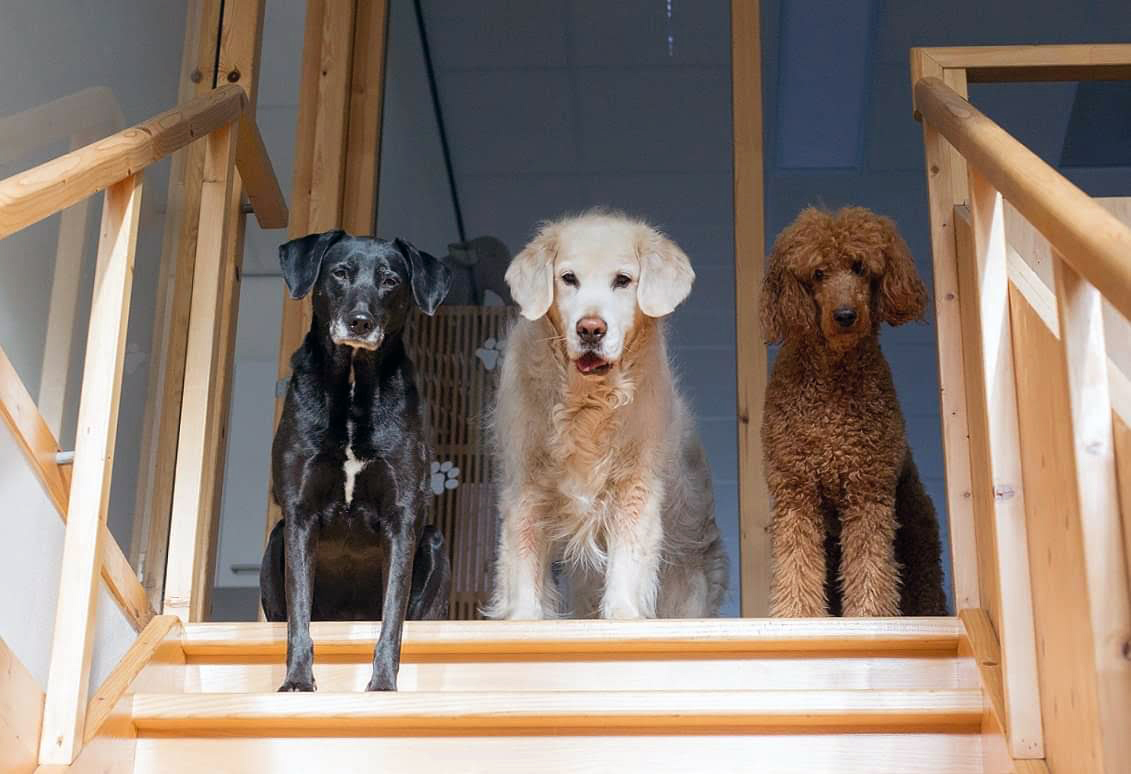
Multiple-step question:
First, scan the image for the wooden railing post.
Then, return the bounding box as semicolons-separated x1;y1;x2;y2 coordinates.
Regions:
914;50;980;612
162;122;240;622
959;170;1043;758
1052;255;1131;773
38;173;144;765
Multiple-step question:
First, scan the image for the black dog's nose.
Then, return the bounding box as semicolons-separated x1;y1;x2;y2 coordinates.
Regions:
348;312;375;336
576;316;607;343
833;308;858;328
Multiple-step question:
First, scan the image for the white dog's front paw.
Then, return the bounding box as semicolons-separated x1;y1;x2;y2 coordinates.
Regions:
508;603;545;621
600;602;646;620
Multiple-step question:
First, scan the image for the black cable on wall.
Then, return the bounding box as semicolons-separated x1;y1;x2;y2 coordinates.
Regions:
413;0;467;243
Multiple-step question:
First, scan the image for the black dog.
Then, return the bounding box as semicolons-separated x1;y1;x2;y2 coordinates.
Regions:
260;230;452;692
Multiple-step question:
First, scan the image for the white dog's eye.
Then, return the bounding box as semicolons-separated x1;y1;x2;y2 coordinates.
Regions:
561;272;578;287
613;273;632;289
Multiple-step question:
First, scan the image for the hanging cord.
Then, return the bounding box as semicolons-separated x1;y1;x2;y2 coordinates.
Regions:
413;0;467;243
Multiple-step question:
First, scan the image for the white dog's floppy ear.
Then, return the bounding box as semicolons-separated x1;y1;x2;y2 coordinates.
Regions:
636;227;695;317
505;223;557;321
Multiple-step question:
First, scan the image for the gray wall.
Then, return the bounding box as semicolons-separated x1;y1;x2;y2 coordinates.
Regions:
0;0;186;686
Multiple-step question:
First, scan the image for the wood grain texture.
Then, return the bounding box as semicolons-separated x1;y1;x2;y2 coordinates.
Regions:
84;616;182;744
959;176;1043;758
915;43;1131;82
0;634;43;774
131;0;223;611
921;125;980;612
186;654;974;695
342;0;388;235
236;119;287;229
180;617;963;657
731;0;770;617
915;76;1131;322
162;124;240;623
39;174;145;765
131;733;989;774
952;206;1000;629
129;689;984;734
1053;256;1131;773
1008;285;1106;773
0;85;244;240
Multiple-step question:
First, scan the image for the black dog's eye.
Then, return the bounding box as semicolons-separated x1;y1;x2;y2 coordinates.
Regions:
813;268;825;282
331;266;349;281
613;273;632;289
381;275;400;289
852;261;866;277
561;272;579;287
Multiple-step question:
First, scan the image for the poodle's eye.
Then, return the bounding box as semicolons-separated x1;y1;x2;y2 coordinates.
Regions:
813;269;825;282
381;274;400;289
612;273;632;289
331;266;349;281
851;261;866;277
561;272;579;287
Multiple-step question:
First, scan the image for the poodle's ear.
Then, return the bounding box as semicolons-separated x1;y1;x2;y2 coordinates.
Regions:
278;230;346;299
876;217;927;326
506;222;558;320
759;252;812;344
637;227;695;317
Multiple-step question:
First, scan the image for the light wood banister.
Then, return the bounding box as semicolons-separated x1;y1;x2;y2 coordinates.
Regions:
0;82;288;238
0;85;244;239
914;76;1131;322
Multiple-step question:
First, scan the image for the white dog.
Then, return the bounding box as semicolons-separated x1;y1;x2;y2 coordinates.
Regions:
486;210;728;620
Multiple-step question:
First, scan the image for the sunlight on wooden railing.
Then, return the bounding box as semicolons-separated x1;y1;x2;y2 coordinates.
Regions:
912;44;1131;772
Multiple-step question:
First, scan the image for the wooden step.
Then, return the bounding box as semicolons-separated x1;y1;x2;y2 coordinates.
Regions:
182;617;964;657
130;689;984;735
131;732;991;774
178;618;973;693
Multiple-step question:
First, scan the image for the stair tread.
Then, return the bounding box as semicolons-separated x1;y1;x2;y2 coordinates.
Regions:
130;689;983;733
182;617;963;657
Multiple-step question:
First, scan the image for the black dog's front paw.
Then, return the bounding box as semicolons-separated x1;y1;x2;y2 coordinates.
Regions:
365;674;397;692
278;675;317;692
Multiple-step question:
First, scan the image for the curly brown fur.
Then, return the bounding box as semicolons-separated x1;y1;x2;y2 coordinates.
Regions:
760;207;947;617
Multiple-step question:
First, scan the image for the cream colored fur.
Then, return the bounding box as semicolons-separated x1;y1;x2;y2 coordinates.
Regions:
486;211;728;619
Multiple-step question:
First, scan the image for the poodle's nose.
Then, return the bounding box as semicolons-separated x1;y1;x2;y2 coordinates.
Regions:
833;307;858;328
576;316;607;344
348;312;375;336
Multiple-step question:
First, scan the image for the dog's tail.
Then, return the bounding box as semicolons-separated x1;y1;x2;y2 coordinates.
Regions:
894;451;949;615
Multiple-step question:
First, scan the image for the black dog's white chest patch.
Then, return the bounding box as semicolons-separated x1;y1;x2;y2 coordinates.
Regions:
343;362;372;505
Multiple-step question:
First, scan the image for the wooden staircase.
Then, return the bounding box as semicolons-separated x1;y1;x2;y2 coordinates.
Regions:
74;615;1017;773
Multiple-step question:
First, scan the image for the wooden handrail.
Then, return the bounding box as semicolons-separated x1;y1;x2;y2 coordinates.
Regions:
917;43;1131;82
0;82;288;238
915;76;1131;322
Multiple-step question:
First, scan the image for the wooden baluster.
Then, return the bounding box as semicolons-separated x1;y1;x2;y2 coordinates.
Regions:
163;123;240;622
959;170;1043;758
1053;254;1131;772
38;172;144;765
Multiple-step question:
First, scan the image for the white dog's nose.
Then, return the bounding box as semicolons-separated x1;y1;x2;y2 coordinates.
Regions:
576;316;607;343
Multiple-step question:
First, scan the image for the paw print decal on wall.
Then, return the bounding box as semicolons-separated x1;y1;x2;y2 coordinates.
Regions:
475;337;503;371
430;460;460;495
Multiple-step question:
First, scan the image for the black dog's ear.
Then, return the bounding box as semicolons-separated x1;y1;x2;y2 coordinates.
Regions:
278;230;346;299
395;238;452;316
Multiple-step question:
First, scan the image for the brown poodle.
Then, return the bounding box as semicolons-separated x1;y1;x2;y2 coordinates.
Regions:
760;206;947;617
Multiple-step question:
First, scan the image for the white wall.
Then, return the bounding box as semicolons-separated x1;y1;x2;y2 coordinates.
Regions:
0;423;135;693
0;0;186;680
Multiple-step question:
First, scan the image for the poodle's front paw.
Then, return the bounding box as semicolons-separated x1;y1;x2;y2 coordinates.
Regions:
769;596;829;618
